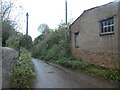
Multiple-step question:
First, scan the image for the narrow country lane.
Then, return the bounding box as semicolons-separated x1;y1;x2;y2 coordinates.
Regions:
32;59;117;88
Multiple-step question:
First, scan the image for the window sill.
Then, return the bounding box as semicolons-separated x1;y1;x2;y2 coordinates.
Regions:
100;32;114;36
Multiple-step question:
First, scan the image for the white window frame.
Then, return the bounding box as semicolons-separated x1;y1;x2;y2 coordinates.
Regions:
100;17;114;35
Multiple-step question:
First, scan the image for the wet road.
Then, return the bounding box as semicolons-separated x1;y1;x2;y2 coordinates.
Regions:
32;59;117;88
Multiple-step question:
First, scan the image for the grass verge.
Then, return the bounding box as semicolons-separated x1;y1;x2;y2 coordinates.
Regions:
51;59;120;81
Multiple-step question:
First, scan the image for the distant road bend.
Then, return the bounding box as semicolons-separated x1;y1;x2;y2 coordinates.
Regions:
32;59;117;88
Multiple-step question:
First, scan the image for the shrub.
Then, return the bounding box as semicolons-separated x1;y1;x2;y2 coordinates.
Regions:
6;34;33;51
57;59;120;80
19;35;33;50
6;33;23;50
9;47;35;88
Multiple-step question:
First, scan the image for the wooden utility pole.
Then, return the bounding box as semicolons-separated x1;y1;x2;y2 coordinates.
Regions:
65;0;67;26
65;0;68;41
26;12;29;35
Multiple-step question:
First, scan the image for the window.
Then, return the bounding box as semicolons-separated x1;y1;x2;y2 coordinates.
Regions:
100;17;114;35
74;32;79;48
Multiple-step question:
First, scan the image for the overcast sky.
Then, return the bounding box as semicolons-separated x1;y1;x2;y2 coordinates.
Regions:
13;0;115;40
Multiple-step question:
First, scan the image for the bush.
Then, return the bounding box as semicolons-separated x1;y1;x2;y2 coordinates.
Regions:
56;59;120;80
2;20;16;47
9;47;35;88
6;34;33;51
6;33;23;50
19;35;33;50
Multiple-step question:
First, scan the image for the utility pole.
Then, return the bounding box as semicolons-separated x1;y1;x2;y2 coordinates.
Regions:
65;0;68;41
26;12;29;35
65;0;67;26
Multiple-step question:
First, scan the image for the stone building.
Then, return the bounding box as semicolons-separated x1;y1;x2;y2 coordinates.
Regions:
70;1;120;69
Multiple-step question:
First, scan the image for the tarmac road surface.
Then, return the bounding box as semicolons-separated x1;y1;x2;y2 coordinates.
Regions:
32;58;118;88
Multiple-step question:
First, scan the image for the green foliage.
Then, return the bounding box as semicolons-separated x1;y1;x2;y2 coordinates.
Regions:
54;60;120;80
45;44;62;61
2;0;20;46
9;47;35;88
7;33;35;88
6;33;33;51
2;20;16;46
32;24;70;59
32;24;71;67
33;34;45;45
19;35;33;50
2;0;25;47
6;33;23;50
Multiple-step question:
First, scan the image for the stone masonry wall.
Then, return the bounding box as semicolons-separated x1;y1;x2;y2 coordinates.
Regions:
72;49;118;69
2;47;18;88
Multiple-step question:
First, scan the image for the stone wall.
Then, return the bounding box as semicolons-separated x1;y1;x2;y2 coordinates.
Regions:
2;47;18;88
71;49;118;69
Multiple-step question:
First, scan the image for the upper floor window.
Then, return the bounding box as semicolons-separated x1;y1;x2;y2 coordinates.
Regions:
100;17;114;35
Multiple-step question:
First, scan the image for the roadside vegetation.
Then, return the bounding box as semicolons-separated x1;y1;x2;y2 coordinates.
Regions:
54;60;119;80
6;33;35;88
5;28;35;88
8;47;35;88
31;23;120;81
6;31;35;88
2;0;35;88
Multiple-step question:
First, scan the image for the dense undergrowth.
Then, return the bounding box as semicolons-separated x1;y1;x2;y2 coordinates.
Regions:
6;32;35;88
9;47;35;88
31;24;120;81
2;0;34;87
52;60;119;80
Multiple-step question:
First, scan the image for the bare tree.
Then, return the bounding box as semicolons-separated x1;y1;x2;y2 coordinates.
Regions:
1;0;24;46
1;1;13;21
1;0;25;32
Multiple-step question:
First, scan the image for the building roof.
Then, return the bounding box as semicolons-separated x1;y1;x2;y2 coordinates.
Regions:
69;2;115;28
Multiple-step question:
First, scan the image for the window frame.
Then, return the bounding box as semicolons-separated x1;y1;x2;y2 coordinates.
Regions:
74;32;79;48
99;17;114;36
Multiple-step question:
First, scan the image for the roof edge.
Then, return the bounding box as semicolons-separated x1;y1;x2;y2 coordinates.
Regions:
69;1;115;28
